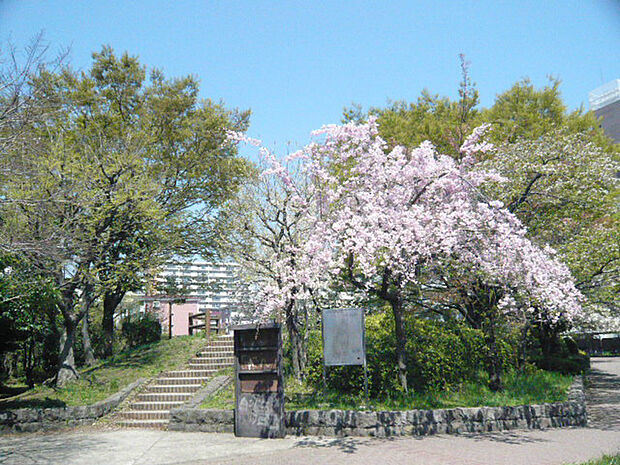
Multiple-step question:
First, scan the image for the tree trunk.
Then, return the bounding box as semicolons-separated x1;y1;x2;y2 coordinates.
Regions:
538;321;559;361
23;338;35;388
390;297;409;393
57;319;79;387
519;321;530;369
81;308;96;367
102;289;124;358
485;317;503;392
285;300;303;380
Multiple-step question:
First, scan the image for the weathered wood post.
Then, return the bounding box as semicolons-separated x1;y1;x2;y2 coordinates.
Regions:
233;323;285;438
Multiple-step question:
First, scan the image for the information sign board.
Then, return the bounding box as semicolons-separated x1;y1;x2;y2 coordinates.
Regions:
322;308;365;366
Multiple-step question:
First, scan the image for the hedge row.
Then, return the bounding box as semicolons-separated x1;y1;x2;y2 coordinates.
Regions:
302;313;519;396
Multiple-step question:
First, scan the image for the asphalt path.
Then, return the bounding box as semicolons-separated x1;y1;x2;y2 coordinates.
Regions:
0;357;618;465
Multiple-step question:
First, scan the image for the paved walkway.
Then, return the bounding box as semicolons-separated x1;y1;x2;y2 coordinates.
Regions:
1;358;619;465
586;357;620;431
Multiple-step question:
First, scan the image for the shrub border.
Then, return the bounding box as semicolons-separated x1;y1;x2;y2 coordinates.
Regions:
168;376;587;437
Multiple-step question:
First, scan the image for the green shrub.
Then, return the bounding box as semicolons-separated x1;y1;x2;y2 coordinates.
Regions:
121;313;161;348
529;334;590;375
563;335;580;355
405;318;486;392
301;329;367;394
531;352;590;374
567;453;620;465
302;312;517;396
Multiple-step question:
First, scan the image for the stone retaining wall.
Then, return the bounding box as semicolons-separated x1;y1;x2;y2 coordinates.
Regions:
169;377;587;437
169;408;234;433
0;378;145;433
168;375;234;433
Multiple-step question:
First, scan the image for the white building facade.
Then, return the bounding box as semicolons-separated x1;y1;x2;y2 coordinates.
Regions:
145;260;240;336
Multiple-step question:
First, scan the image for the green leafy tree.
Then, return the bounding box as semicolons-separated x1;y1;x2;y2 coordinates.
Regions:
483;132;619;339
0;47;250;385
0;254;60;386
481;77;616;152
353;55;481;158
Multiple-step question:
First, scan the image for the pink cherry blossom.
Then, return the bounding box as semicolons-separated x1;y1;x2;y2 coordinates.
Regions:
232;119;582;325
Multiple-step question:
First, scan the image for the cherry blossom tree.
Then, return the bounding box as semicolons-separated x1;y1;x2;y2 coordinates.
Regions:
232;119;582;392
215;152;318;379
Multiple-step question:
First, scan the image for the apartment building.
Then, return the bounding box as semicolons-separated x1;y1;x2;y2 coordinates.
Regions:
143;260;240;336
589;79;620;143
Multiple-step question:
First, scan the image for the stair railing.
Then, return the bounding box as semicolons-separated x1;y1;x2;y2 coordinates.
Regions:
188;310;222;339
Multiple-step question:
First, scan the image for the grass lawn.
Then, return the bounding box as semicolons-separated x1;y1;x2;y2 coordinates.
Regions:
0;335;211;409
201;368;573;411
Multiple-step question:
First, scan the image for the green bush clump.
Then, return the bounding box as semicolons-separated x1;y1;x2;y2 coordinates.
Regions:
303;312;518;396
121;313;162;348
531;352;590;374
529;335;590;375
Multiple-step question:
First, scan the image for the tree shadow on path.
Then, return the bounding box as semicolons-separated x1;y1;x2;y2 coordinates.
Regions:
457;430;550;445
587;357;620;431
0;432;101;465
293;436;385;454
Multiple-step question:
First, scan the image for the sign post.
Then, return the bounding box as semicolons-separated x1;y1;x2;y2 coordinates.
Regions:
322;308;368;402
233;323;285;438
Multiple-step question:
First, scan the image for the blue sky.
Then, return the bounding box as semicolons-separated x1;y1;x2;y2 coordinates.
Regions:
1;0;619;153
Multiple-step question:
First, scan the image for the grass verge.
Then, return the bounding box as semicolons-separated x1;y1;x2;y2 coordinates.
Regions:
0;335;210;409
200;368;235;409
567;454;620;465
199;367;573;411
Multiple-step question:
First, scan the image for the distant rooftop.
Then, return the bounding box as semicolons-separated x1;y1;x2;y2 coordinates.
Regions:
589;79;620;111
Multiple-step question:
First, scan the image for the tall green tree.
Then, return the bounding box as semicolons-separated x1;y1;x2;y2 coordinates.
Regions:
356;55;481;158
481;77;616;152
0;47;250;384
483;132;619;331
480;80;618;334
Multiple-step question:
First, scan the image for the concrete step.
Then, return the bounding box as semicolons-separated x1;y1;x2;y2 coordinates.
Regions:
196;353;233;359
129;401;185;411
190;357;234;365
114;334;236;430
136;392;194;402
190;356;234;362
197;350;233;356
117;419;169;429
188;363;232;371
120;410;171;420
121;410;170;421
202;340;234;346
194;351;234;358
145;384;201;394
193;359;232;365
157;377;206;385
163;369;216;378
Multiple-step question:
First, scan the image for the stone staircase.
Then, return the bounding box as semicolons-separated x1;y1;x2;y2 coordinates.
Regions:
116;334;234;428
